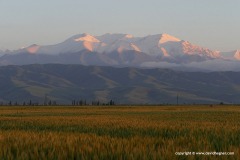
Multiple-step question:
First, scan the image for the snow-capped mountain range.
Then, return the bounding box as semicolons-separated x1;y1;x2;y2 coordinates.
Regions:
0;33;239;71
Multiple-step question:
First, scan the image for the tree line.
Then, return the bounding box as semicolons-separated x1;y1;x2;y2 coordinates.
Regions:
0;99;116;106
72;99;115;106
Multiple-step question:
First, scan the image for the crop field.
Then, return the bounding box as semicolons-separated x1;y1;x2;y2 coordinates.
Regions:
0;105;239;160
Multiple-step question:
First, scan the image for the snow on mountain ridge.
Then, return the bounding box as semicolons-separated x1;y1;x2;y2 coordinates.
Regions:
159;33;181;44
74;34;100;43
27;44;40;54
1;33;238;62
234;50;240;60
12;33;216;57
220;50;240;61
181;41;220;58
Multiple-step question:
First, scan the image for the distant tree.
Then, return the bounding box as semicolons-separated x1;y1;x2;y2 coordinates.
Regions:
219;102;224;105
29;100;32;106
72;100;76;106
44;95;48;106
52;101;57;106
91;100;100;106
177;95;179;105
109;100;115;106
79;100;83;106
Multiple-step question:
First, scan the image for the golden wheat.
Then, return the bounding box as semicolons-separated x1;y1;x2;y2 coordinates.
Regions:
0;105;239;160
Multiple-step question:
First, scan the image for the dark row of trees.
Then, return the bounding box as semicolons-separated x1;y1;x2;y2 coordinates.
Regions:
0;100;57;106
0;99;116;106
72;99;115;106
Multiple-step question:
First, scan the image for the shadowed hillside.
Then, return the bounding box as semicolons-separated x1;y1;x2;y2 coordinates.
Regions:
0;64;240;104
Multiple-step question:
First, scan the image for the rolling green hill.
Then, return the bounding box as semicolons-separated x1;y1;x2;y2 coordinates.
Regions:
0;64;240;104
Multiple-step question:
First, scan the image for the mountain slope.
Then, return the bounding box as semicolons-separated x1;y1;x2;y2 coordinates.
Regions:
0;33;239;71
220;50;240;60
0;64;240;104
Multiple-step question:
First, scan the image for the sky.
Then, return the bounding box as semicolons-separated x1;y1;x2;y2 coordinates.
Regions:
0;0;239;51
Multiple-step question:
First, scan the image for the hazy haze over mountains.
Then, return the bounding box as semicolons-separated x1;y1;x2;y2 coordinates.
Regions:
0;33;239;71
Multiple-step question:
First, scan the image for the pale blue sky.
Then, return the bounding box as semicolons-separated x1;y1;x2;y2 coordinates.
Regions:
0;0;239;51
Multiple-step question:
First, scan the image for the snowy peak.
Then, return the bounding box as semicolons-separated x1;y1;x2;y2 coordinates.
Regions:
0;33;239;71
124;34;134;39
70;33;101;52
26;44;40;54
1;33;239;64
74;34;100;43
18;33;222;59
159;33;181;44
180;41;220;58
220;50;240;61
234;50;240;60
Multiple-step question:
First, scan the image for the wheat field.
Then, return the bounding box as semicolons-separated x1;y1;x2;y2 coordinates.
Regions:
0;105;239;160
